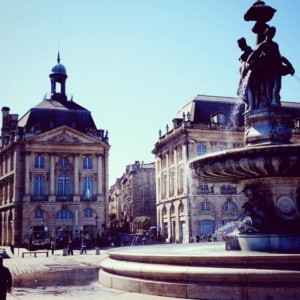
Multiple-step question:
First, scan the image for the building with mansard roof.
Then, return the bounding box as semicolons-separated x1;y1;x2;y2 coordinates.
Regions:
0;53;110;248
152;95;300;243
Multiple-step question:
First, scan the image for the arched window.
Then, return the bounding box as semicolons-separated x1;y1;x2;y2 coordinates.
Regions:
84;208;93;218
162;207;167;216
56;208;73;219
170;205;175;215
224;200;237;212
34;209;44;219
179;203;184;214
201;201;211;212
57;172;71;196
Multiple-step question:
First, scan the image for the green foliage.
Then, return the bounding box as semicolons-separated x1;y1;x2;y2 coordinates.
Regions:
134;216;151;230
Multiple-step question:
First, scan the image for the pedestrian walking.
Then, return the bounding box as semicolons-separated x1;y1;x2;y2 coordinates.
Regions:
0;255;12;300
50;239;55;255
80;238;87;254
68;238;74;255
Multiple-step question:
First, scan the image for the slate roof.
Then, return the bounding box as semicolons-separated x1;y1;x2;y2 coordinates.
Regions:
18;98;97;134
176;95;300;127
176;95;245;127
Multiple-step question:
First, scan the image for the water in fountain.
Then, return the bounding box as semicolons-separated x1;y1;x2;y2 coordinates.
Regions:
214;221;239;241
224;101;244;150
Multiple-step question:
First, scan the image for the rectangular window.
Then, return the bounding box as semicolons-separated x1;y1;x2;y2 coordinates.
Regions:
169;169;175;197
34;176;45;196
197;145;207;156
83;157;93;170
83;176;94;198
35;156;45;169
57;173;71;196
177;166;184;195
161;172;167;199
177;146;183;161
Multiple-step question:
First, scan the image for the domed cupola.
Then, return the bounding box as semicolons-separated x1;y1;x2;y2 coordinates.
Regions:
49;52;68;101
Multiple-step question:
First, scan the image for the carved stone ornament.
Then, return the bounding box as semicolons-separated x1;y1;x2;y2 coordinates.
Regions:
276;196;296;220
47;129;80;143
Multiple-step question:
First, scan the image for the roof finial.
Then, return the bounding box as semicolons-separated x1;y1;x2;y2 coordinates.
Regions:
57;51;61;64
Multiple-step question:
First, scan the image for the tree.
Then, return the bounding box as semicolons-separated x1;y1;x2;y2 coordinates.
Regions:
134;216;151;230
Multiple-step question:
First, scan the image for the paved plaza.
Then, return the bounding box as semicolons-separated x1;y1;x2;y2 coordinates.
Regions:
1;246;185;300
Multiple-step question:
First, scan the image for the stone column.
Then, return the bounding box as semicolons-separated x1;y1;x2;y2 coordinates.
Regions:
167;205;172;243
49;155;55;202
182;144;188;195
74;156;79;194
102;150;109;202
174;148;178;197
97;155;103;197
73;155;80;202
156;158;161;206
25;153;30;195
166;153;169;199
1;212;5;245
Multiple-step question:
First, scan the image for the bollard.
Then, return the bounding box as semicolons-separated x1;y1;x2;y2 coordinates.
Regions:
95;247;100;255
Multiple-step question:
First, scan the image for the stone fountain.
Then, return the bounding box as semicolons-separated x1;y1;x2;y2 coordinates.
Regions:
99;2;300;298
191;0;300;252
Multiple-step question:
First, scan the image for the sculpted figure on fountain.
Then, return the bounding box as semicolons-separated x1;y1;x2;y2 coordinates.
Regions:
238;187;271;234
237;1;295;113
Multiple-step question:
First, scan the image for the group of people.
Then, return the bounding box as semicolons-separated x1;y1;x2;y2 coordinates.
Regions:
193;233;218;243
50;236;88;255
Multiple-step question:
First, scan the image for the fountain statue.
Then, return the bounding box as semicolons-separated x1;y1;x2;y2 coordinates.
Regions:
191;0;300;251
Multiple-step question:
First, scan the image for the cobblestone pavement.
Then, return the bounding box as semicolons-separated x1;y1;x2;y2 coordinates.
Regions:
2;247;184;300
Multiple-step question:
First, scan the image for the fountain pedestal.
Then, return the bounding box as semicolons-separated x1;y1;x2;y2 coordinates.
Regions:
245;108;292;145
237;177;300;251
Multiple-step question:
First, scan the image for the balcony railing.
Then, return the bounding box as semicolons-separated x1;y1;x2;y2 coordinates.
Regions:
30;195;49;202
220;186;237;195
81;195;97;202
56;196;73;202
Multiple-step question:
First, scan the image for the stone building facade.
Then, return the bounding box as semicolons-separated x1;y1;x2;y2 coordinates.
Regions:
109;161;156;233
0;54;110;247
152;95;300;243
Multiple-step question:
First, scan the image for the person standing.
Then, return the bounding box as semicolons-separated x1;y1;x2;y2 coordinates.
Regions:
80;237;87;254
0;255;12;300
68;238;74;255
50;239;55;255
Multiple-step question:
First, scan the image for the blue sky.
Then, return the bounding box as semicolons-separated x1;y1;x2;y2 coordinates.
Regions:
1;0;300;185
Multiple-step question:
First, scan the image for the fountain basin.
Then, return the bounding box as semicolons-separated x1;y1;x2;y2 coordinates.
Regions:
99;243;300;299
238;234;300;252
190;143;300;183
